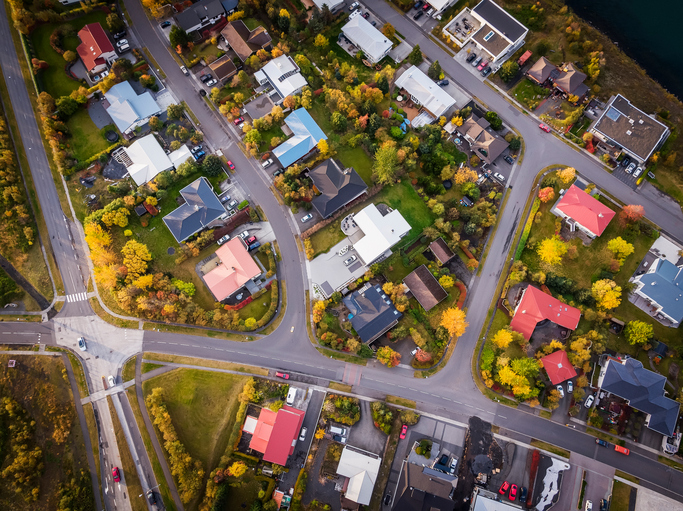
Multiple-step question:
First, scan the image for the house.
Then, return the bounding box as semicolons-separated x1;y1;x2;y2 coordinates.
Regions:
590;94;670;163
272;108;326;169
429;237;455;265
220;20;272;62
341;10;393;64
420;0;459;16
541;349;577;385
598;357;680;436
510;285;581;341
456;114;509;165
174;0;225;34
203;238;262;301
254;55;308;105
104;81;162;136
163;177;226;242
343;284;402;343
312;0;344;11
471;486;521;510
403;265;448;312
352;204;411;266
242;405;306;465
442;0;528;67
526;58;589;99
309;159;368;218
527;56;558;85
393;462;455;511
219;0;238;15
395;66;456;127
553;184;616;238
209;55;237;84
113;134;192;186
631;258;683;326
76;23;117;74
335;446;381;506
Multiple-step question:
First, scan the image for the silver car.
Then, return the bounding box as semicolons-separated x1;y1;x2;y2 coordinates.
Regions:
344;255;357;266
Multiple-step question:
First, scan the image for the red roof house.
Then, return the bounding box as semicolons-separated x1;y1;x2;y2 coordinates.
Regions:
247;406;305;466
510;285;581;341
541;349;577;385
204;238;262;301
77;23;116;73
555;184;616;238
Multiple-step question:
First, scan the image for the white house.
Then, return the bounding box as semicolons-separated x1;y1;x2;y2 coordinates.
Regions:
253;55;308;104
336;446;381;506
113;134;193;186
394;66;456;127
312;0;344;12
341;11;392;64
353;204;410;266
104;81;162;136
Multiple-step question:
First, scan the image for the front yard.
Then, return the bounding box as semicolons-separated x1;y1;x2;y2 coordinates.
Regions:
66;109;111;161
511;79;549;110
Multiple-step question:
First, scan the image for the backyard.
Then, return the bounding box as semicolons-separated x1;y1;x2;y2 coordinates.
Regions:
66;108;111;161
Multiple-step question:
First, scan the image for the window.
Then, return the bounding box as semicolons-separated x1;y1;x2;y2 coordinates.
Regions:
483;31;494;42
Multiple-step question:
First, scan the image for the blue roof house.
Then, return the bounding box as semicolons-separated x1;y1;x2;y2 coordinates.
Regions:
272;108;327;169
342;284;402;344
631;258;683;326
163;177;226;242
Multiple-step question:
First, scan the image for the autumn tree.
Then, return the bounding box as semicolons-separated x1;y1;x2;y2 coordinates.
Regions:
227;461;248;478
121;240;152;283
591;279;622;310
538;187;555;203
314;34;329;48
453;166;478;184
557;167;576;183
537;235;567;265
381;23;395;39
408;45;423;65
625;320;653;345
440;307;468;339
618;204;644;227
438;275;454;289
491;328;513;349
372;144;399;185
607;237;634;262
377;346;401;367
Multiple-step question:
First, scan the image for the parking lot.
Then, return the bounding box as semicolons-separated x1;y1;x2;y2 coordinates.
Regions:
406;2;440;29
611;160;642;190
453;43;494;82
488;440;531;502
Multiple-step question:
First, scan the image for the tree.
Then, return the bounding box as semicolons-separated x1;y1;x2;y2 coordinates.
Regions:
170;26;189;49
121;240;152;283
557;167;576;183
317;139;330;157
438;275;454;289
37;92;55;117
106;13;124;32
376;75;389;95
315;427;325;440
538;187;555;203
331;111;347;132
427;60;442;80
440;307;468;338
372;144;399;185
167;103;184;120
591;279;622;310
510;357;540;378
149;116;163;132
314;34;329;49
227;461;248;478
408;45;423;65
491;328;513;349
625;320;653;345
381;23;395;39
607;237;634;261
277;9;290;31
618;204;644;227
56;96;79;117
244;129;261;145
537;236;567;265
454;167;478;184
498;61;519;82
484;111;502;130
377;346;401;367
509;137;521;151
202;155;223;177
63;50;77;63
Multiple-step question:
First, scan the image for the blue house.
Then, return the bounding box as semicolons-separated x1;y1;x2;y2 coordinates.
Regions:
343;284;402;344
631;258;683;326
272;108;327;169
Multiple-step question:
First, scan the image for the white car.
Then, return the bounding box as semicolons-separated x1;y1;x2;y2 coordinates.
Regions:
626;162;636;174
585;500;593;511
556;384;565;399
217;234;230;245
116;39;128;47
205;78;217;87
78;337;86;351
584;394;595;408
493;172;506;182
301;214;313;223
349;1;359;10
411;347;421;356
338;245;349;256
633;166;643;178
299;427;307;441
108;375;116;388
261;158;273;168
344;255;357;266
238;231;249;239
180;65;189;76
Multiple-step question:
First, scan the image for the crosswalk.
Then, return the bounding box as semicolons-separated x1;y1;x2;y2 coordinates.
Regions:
66;292;89;303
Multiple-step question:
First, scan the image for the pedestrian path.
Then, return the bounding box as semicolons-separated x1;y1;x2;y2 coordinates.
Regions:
65;292;89;303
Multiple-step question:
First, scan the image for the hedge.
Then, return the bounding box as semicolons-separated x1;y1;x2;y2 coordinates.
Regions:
515;197;540;260
83;140;127;166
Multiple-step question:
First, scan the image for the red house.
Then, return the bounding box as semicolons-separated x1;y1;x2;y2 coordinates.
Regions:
541;349;577;385
554;184;616;238
510;285;581;341
77;23;116;74
243;406;305;466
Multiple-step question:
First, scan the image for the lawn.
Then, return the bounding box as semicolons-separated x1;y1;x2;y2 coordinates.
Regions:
260;124;286;151
489;308;511;335
510;79;549;110
610;481;633;511
66;108;111;162
243;18;262;31
238;286;273;322
337;145;374;186
30;10;109;97
384;251;429;283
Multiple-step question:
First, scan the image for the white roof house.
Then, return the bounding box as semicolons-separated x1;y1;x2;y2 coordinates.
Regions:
254;55;308;104
312;0;344;11
353;204;411;266
117;134;193;186
395;66;456;126
336;446;381;506
104;81;162;135
342;11;393;64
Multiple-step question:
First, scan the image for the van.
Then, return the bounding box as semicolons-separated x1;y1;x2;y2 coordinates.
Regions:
614;445;630;455
286;387;296;405
330;425;347;436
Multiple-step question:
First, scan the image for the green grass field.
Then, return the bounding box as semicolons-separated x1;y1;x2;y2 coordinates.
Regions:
238;286;272;322
511;79;549;110
66;108;111;162
610;481;633;511
337;145;374;186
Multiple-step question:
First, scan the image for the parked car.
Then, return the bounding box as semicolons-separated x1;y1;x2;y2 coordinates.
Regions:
584;394;595;408
426;8;434;16
595;439;609;448
193;150;206;160
333;434;347;443
567;380;573;393
286;387;296;405
117;44;130;53
344;255;357;266
301;213;313;223
78;337;86;351
160;21;171;28
238;231;249;239
349;1;359;10
146;490;155;504
477;59;489;71
626;162;636;174
200;74;212;83
275;371;289;379
206;78;217;87
400;425;408;439
112;467;121;483
493;172;506;182
227;199;238;209
273;169;284;177
539;123;552;133
199;89;207;97
585;500;593;511
437;79;449;86
233;116;244;125
113;30;126;39
108;375;116;388
509;484;517;501
217;234;230;246
262;158;273;168
384;494;391;506
621;156;631;167
504;155;514;165
634;166;643;178
411;347;420;356
556;384;565;398
449;458;457;474
498;481;510;495
227;160;235;170
472;56;482;67
246;236;257;245
299;427;307;441
248;243;260;253
519;487;528;502
221;194;231;204
362;11;370;19
413;10;423;20
338;246;349;256
191;144;203;153
116;39;129;47
481;66;492;77
614;445;630;455
371;21;377;26
180;65;189;75
466;52;477;63
600;499;608;511
422;2;430;9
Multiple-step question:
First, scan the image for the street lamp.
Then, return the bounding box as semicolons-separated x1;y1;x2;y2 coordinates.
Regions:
139;483;160;497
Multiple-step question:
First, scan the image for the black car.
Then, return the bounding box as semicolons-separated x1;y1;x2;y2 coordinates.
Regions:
112;30;126;40
437;79;449;86
362;12;370;19
160;20;171;28
481;66;492;77
504;155;514;165
199;89;207;97
384;494;391;505
466;52;477;63
519;487;528;502
414;0;423;8
621;156;631;167
200;74;212;83
413;10;424;20
145;491;155;504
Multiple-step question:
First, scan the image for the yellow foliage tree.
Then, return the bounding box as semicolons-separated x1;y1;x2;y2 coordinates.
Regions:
591;279;622;310
607;236;634;261
314;34;329;48
121;240;152;283
453;167;478;185
537;235;567;265
557;167;576;183
440;307;468;338
491;328;513;349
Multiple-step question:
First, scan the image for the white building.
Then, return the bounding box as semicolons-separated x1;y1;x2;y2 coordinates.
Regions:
336;446;381;506
113;134;193;186
353;204;410;266
341;11;393;64
394;66;456;127
312;0;344;12
105;81;162;136
254;55;308;105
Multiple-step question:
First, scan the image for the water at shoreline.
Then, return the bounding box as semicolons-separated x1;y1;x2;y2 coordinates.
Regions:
564;0;682;101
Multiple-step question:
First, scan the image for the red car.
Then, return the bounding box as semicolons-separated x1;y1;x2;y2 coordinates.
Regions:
112;467;121;482
227;160;235;170
400;425;408;439
477;59;489;71
539;123;551;133
509;484;517;501
499;481;510;495
275;372;289;379
233;116;244;125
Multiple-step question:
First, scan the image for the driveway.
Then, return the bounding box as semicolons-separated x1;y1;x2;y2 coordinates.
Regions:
347;400;388;455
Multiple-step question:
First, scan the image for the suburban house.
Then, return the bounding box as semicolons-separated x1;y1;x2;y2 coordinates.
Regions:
393;461;455;510
112;134;192;186
598;356;680;437
455;114;509;165
335;445;381;506
510;285;581;341
352;204;411;266
203;238;262;302
308;159;368;218
630;258;683;327
220;20;272;62
403;265;448;312
76;23;117;74
208;55;237;84
163;177;226;242
254;55;308;105
174;0;225;34
471;486;520;511
527;57;589;99
341;10;392;64
429;237;455;265
442;0;528;67
590;94;670;164
395;66;457;127
242;405;305;465
104;81;162;136
541;350;577;385
343;284;402;343
272;108;326;169
552;184;616;238
219;0;238;15
312;0;344;11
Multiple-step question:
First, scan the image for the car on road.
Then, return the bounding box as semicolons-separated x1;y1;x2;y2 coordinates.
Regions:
437;79;449;86
626;162;636;174
108;375;116;388
275;371;289;379
116;39;128;47
599;499;608;511
180;65;189;75
595;438;609;448
400;425;408;439
413;10;423;20
466;52;477;63
585;500;593;511
539;123;551;132
233;116;244;125
299;427;307;441
160;21;171;28
584;394;595;408
472;56;482;67
217;234;230;246
621;156;631;167
498;481;510;495
556;384;565;398
112;467;121;482
238;231;249;239
344;255;357;266
634;166;643;178
273;169;284;178
567;380;573;393
227;160;235;170
519;487;528;502
477;59;489;71
481;66;492;77
493;172;506;182
113;30;126;40
509;484;517;501
199;89;207;97
262;158;273;168
614;445;630;455
146;490;155;504
301;213;313;223
349;1;359;10
227;199;238;209
78;337;86;351
504;155;514;165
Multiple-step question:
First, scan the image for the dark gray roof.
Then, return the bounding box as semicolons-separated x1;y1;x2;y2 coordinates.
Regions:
636;259;683;323
163;177;225;242
175;0;225;32
473;0;527;41
310;159;368;218
342;284;401;343
394;463;455;511
403;265;448;311
601;357;680;436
